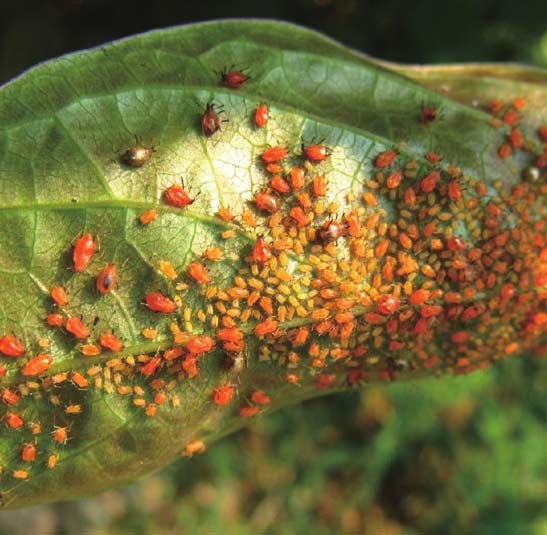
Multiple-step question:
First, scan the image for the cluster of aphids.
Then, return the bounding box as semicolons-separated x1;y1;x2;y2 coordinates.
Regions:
2;65;547;483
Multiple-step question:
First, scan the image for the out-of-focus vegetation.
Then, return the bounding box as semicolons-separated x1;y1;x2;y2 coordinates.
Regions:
1;1;547;533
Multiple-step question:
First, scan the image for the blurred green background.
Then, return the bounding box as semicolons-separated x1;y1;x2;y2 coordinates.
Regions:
2;1;547;534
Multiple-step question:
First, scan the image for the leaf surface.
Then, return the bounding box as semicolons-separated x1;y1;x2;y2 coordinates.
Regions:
1;20;546;508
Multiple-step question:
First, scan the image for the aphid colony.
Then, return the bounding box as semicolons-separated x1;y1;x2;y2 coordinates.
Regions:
1;69;547;486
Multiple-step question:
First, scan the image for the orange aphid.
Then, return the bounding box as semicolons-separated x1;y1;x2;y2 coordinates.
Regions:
139;209;159;224
188;262;210;284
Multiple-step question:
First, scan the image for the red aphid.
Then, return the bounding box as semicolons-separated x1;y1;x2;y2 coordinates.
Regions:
4;411;23;429
261;146;288;164
216;327;244;343
376;295;401;315
188;262;210;284
386;170;402;189
96;263;117;295
254;103;269;128
254;317;278;336
240;406;260;417
375;150;397;168
186;335;215;355
46;313;64;327
213;384;234;405
1;388;19;405
141;356;162;376
99;333;124;352
421;107;438;124
0;335;25;357
22;353;52;376
270;175;290;194
250;391;271;405
65;317;89;339
303;143;330;162
221;68;249;88
50;286;68;307
164;184;194;207
448;180;462;202
311;175;327;197
73;233;95;272
254;192;280;213
251;236;272;265
420;170;440;193
289;167;306;190
447;236;465;251
145;292;176;313
21;443;36;462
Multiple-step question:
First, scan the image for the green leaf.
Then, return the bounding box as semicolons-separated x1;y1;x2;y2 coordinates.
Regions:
0;20;546;509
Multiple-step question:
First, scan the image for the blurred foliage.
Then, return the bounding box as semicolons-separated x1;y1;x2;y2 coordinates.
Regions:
2;1;547;533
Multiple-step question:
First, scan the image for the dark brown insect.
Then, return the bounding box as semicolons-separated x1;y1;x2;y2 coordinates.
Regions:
122;145;154;167
201;102;224;136
319;220;347;242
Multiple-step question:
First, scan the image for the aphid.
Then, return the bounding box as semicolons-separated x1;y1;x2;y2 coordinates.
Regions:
186;335;215;355
50;286;68;307
221;68;249;88
141;356;162;376
254;103;269;128
240;406;260;417
1;388;19;405
311;175;327;197
122;144;154;168
302;143;330;162
261;146;288;164
376;295;401;315
53;426;68;445
448;180;462;202
188;262;210;284
71;371;89;388
20;443;36;462
250;391;271;405
0;335;25;357
48;454;58;469
73;233;95;272
447;236;465;251
289;167;306;190
386;170;402;189
22;353;52;376
164;183;194;208
46;313;64;327
201;102;224;136
159;260;177;280
65;404;82;414
254;192;280;213
375;150;397;168
145;292;176;313
163;347;184;361
254;317;278;336
13;470;28;480
183;440;206;456
96;263;117;294
81;344;100;356
139;209;159;225
213;384;234;405
420;170;440;193
65;317;89;339
421;106;438;124
270;175;290;194
319;220;347;242
251;236;272;265
5;411;23;428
